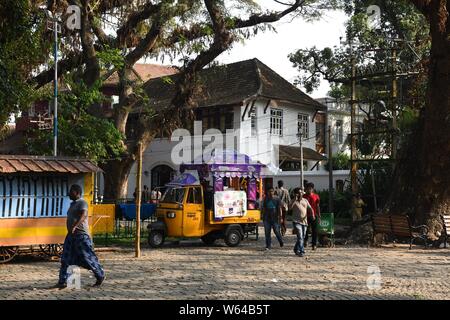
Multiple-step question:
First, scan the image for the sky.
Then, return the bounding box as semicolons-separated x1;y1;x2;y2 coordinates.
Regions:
217;8;349;98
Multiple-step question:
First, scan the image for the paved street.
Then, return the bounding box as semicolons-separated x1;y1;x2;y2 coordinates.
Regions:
1;228;449;300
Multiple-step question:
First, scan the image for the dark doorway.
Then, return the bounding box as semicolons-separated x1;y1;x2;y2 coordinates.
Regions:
151;165;175;189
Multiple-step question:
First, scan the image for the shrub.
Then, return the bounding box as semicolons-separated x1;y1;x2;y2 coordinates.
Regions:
317;190;352;219
324;153;350;171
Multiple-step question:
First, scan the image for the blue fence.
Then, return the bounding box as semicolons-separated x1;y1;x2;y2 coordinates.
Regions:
118;203;157;221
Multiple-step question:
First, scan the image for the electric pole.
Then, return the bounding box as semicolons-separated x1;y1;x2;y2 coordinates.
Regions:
53;19;58;157
350;43;358;197
298;132;304;191
328;125;334;213
44;11;60;156
135;143;143;258
391;47;398;163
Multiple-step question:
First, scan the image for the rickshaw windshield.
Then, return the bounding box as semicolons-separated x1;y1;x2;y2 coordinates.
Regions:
161;187;186;203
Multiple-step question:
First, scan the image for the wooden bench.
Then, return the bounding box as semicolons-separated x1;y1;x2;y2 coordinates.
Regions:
372;214;429;249
442;215;450;248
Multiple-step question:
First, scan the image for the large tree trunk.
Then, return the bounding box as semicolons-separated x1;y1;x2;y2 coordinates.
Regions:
387;6;450;238
101;159;135;200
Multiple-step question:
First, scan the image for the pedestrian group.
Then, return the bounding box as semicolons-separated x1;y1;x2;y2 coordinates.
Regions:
262;180;321;257
54;179;322;288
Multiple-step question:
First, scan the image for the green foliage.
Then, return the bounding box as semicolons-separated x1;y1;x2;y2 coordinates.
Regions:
398;107;419;132
26;76;125;163
289;0;429;97
0;0;45;128
324;152;350;171
328;84;349;99
356;162;394;211
97;47;125;70
289;0;429;210
318;190;352;219
27;113;124;164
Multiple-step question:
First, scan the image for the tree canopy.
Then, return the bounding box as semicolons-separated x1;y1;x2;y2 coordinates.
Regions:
0;0;340;198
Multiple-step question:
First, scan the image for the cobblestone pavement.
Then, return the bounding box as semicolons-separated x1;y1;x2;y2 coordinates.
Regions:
1;228;450;300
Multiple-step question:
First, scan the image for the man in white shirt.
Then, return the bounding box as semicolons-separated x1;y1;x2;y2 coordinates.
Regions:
289;188;313;257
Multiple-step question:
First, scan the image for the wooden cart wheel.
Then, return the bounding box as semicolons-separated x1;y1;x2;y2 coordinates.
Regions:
40;244;64;257
0;246;19;263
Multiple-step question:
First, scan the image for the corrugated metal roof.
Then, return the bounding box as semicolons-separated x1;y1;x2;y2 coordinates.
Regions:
0;155;102;174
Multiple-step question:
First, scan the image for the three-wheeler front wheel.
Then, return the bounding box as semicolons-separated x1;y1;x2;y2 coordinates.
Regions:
148;230;165;248
201;233;217;246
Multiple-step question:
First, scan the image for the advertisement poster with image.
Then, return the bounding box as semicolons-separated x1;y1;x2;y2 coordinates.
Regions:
214;191;247;218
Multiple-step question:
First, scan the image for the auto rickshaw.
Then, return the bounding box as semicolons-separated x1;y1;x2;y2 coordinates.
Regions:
147;150;264;248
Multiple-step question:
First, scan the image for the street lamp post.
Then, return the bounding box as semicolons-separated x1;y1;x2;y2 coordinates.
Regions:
53;19;59;157
43;10;61;157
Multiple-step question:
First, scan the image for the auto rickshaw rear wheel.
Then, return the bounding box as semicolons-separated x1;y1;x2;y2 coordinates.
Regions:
201;234;216;246
148;230;165;248
225;229;242;247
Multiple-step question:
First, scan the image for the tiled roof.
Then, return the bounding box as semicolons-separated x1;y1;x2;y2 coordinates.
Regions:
103;63;178;86
140;58;326;111
0;155;102;174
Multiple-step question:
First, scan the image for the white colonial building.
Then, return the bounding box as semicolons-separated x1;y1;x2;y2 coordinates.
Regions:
316;97;368;156
105;59;352;198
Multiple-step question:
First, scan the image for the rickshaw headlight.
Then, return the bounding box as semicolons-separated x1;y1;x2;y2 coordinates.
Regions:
167;212;176;219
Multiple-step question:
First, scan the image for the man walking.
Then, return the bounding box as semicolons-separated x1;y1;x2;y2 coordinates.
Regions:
55;184;105;289
274;180;290;236
352;193;366;222
303;182;321;251
262;187;284;250
290;188;313;257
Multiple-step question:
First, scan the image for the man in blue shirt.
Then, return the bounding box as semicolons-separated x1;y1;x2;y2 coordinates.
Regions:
262;187;284;250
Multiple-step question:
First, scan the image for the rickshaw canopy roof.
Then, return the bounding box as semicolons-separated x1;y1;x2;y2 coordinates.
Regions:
166;171;200;187
0;155;102;174
180;149;265;178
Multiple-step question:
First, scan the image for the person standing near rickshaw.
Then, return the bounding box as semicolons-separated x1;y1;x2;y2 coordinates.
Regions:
54;184;105;288
262;187;284;250
303;182;321;251
290;188;313;257
275;180;290;236
142;185;150;203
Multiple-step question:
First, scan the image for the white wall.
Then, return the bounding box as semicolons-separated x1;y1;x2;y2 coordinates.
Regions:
328;111;352;156
266;170;350;192
239;99;318;168
123;99;324;198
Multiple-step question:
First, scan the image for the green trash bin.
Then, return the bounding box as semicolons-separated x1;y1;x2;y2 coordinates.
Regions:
318;212;335;247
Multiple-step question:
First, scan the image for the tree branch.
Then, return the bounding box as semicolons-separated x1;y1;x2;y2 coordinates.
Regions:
80;0;100;86
167;0;233;113
163;0;305;46
88;11;113;47
116;2;163;49
235;0;305;28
